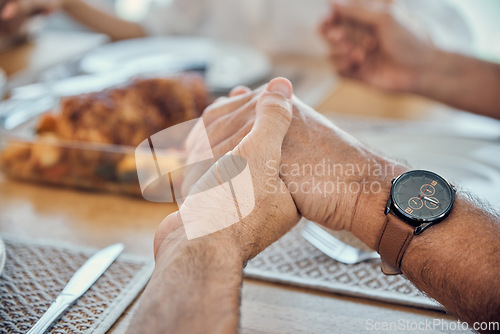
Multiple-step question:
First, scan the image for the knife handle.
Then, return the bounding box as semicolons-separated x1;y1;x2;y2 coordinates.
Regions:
27;294;74;334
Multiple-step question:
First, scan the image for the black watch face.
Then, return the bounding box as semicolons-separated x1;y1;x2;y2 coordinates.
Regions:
391;170;455;224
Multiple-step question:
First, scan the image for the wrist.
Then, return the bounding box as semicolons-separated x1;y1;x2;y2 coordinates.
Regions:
154;212;243;267
349;160;408;250
411;48;451;96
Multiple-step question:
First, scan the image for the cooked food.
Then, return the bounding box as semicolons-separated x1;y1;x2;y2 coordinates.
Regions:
1;74;210;196
38;75;208;146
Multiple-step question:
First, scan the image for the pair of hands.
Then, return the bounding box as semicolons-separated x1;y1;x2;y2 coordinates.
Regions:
319;0;437;93
154;77;406;265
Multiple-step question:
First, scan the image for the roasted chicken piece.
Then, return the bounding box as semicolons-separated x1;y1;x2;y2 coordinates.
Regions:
4;74;210;195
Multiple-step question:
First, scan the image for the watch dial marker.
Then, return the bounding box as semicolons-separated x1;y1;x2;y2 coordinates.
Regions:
392;170;454;224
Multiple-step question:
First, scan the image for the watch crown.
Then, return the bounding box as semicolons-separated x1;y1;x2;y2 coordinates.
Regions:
385;196;392;215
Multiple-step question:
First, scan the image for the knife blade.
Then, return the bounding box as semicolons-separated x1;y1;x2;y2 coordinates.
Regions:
27;243;124;334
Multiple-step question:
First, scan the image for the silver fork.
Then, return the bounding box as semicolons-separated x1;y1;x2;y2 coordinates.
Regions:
301;221;379;264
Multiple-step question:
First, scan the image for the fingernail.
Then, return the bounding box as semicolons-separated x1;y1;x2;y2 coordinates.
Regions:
267;79;292;99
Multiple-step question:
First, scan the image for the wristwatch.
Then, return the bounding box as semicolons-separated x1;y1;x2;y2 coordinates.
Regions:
377;170;456;275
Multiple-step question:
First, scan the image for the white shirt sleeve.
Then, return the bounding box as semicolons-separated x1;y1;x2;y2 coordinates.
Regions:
142;0;208;36
140;0;330;56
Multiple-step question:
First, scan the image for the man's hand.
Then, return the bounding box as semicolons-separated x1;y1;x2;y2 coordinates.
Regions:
184;83;500;330
187;84;407;250
131;78;500;332
320;0;500;120
155;77;301;264
319;0;436;93
129;78;300;334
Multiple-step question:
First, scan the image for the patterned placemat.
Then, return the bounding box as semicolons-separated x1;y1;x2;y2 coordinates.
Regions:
245;221;442;311
0;234;154;334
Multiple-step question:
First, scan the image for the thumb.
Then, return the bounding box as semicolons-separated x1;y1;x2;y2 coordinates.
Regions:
246;77;293;149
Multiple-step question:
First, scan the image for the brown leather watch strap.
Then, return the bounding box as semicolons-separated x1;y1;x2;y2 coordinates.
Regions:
377;214;415;275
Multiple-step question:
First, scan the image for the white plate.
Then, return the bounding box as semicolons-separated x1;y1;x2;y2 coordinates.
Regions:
11;72;131;99
0;237;5;277
79;37;272;92
353;130;500;208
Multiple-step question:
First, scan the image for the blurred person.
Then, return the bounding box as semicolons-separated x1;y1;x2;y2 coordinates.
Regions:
320;0;500;119
127;78;500;333
0;0;330;55
0;0;145;41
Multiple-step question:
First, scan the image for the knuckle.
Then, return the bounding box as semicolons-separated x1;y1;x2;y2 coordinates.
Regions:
261;96;289;112
262;103;292;125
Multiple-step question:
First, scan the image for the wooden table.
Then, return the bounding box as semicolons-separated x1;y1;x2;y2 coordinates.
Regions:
0;31;466;333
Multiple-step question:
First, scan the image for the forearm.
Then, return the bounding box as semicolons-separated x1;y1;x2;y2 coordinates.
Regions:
402;195;500;329
414;50;500;120
352;160;500;329
128;223;243;333
62;0;145;40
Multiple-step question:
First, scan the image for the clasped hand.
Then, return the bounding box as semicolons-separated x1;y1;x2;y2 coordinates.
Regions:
154;77;407;265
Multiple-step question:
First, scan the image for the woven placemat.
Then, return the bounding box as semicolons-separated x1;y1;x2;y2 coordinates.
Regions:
0;234;154;334
245;221;442;311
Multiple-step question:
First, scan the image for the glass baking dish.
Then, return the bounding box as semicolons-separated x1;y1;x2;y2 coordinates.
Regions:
0;93;189;198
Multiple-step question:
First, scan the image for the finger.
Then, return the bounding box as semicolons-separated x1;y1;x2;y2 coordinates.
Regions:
330;52;356;75
326;26;346;43
211;117;254;158
362;33;377;50
326;30;358;57
185;93;256;158
205;96;257;148
329;42;352;57
202;89;256;126
350;47;366;64
229;85;251;97
180;119;254;196
236;77;293;159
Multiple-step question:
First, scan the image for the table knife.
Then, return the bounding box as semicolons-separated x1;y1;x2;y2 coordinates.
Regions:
27;243;124;334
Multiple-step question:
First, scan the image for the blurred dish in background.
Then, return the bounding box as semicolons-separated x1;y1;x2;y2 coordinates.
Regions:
79;37;272;92
10;72;130;100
